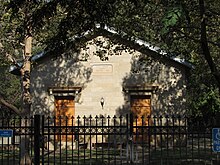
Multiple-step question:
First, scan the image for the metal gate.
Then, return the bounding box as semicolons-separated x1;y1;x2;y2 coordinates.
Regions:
0;114;219;164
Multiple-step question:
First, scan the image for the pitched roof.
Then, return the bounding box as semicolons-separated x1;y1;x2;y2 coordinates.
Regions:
10;25;193;75
98;25;193;68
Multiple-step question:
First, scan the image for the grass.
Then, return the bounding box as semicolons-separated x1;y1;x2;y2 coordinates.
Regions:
1;146;220;164
42;148;121;165
148;147;219;165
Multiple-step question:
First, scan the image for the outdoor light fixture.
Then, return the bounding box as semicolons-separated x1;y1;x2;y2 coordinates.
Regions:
100;97;104;109
49;89;53;95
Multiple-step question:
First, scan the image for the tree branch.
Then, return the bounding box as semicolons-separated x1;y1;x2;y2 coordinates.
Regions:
199;0;220;92
5;53;21;68
0;95;20;115
176;29;220;48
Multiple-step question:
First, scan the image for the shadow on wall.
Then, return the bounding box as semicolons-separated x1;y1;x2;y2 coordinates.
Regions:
115;53;187;117
31;54;92;115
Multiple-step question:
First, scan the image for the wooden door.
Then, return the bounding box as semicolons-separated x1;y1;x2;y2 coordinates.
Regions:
55;96;75;142
131;95;151;141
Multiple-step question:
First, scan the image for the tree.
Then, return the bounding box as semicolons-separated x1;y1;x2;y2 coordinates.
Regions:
1;0;219;162
1;0;122;164
155;0;220;117
1;0;125;114
1;1;48;163
109;0;220;117
0;67;21;116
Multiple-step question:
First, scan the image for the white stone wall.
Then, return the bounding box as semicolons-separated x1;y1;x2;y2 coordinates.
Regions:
31;36;187;116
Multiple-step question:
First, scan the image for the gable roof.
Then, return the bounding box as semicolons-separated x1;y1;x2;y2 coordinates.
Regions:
9;25;193;75
96;26;193;68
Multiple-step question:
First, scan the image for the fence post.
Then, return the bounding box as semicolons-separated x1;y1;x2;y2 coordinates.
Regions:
216;112;220;127
216;112;220;164
129;113;134;163
34;115;41;165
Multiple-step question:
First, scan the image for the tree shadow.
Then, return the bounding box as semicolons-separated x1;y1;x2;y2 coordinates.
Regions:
115;52;188;117
30;52;92;116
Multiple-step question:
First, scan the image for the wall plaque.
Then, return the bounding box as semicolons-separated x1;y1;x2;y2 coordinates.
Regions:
91;63;113;75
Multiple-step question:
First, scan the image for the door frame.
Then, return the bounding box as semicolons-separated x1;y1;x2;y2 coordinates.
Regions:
48;86;81;142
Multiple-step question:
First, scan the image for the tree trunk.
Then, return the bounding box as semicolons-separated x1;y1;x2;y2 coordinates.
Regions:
199;0;220;93
20;35;32;165
21;35;32;116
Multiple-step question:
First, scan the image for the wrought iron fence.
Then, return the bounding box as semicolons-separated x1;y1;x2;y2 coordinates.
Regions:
0;114;219;165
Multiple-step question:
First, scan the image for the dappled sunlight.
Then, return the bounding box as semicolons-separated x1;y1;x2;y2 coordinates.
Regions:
31;54;92;115
30;33;188;120
116;52;188;117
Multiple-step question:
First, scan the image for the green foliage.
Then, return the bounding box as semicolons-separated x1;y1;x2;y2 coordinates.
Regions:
0;0;219;118
110;0;220;117
0;67;21;113
188;51;220;117
161;6;183;35
190;88;220;116
0;0;124;114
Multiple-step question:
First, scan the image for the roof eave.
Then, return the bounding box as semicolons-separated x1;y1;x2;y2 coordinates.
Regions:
9;25;194;75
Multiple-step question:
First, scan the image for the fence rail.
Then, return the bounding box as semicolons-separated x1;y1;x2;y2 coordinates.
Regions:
0;114;219;165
